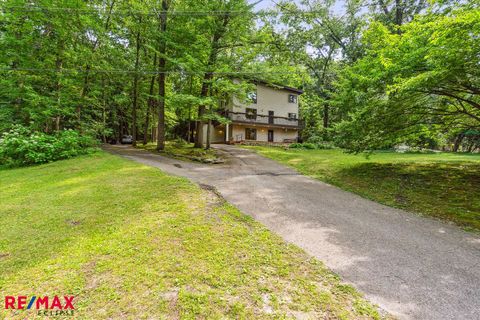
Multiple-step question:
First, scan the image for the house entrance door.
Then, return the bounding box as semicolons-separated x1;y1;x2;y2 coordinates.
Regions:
268;130;274;142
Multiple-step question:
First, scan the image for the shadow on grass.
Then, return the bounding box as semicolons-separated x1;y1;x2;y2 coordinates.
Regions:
0;153;192;279
334;162;480;231
1;152;384;319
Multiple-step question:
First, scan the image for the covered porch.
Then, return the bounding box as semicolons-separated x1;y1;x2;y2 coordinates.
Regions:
203;123;298;144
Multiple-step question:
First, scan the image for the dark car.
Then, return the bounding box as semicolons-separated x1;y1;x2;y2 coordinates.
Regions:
121;135;133;144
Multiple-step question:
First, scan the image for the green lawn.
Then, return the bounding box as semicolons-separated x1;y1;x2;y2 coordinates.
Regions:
245;147;480;232
0;152;385;319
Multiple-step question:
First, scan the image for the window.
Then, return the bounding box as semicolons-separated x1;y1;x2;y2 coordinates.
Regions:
245;128;257;140
245;108;257;120
288;94;297;103
288;113;297;120
247;90;257;103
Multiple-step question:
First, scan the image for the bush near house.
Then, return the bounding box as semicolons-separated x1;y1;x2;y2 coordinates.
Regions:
0;126;98;168
289;142;335;150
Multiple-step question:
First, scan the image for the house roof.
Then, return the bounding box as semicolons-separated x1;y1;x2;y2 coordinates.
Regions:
253;80;304;94
232;76;304;94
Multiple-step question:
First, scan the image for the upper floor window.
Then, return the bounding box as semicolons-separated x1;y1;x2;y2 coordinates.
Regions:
288;113;297;120
246;108;257;120
247;90;257;104
288;94;297;103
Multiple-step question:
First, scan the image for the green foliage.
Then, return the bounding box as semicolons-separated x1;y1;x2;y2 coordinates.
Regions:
0;126;98;167
334;6;480;152
0;0;477;153
268;0;366;141
289;141;335;150
0;0;272;147
290;142;317;149
172;137;189;148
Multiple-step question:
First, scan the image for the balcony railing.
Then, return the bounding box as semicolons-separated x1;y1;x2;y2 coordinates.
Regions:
225;111;302;128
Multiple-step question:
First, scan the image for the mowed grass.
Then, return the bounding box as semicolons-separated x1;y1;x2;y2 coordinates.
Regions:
245;147;480;231
0;152;385;319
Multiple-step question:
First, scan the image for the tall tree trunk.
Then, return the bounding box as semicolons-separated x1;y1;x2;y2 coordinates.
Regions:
323;104;329;128
194;79;210;148
101;77;107;143
187;76;193;142
194;13;230;148
77;0;116;130
55;39;64;132
187;106;191;142
144;53;157;145
322;103;329;140
78;65;90;128
206;119;211;149
144;105;151;145
156;0;169;151
132;26;141;147
394;0;403;26
453;133;465;152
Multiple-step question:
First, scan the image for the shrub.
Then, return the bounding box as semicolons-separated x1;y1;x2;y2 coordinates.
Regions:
172;138;188;148
289;142;335;150
305;135;325;145
0;126;98;167
289;142;317;149
289;143;303;149
316;142;335;149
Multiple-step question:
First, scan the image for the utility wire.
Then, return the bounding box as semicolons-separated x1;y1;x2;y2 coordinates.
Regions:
0;68;305;75
1;6;325;16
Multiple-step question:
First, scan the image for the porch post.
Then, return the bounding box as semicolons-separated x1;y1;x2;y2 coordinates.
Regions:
225;123;230;142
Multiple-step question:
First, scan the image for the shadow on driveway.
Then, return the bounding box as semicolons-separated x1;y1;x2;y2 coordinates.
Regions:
104;144;480;320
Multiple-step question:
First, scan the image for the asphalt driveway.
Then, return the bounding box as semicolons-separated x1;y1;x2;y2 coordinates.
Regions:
104;144;480;320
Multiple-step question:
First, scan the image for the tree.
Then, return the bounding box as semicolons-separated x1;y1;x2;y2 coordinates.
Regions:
369;0;429;27
156;0;170;151
188;0;257;148
264;0;365;141
334;6;480;151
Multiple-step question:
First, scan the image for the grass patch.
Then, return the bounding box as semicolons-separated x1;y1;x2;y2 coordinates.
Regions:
136;141;224;163
0;151;386;319
245;147;480;232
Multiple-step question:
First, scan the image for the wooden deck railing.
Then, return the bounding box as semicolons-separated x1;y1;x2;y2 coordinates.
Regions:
225;111;302;128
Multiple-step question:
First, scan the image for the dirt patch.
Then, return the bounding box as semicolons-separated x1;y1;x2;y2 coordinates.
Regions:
66;219;81;226
161;287;180;319
199;184;226;206
395;194;408;205
0;253;10;259
198;184;230;225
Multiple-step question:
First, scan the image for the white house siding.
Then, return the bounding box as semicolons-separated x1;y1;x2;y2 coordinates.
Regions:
231;83;299;118
271;127;298;142
201;123;225;144
200;81;301;144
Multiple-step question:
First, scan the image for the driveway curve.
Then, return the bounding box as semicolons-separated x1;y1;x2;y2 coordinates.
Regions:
104;144;480;320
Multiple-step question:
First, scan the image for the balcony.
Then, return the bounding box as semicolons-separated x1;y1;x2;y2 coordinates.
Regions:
225;111;302;128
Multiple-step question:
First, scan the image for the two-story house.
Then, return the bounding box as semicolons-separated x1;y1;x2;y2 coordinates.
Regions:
202;80;303;144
